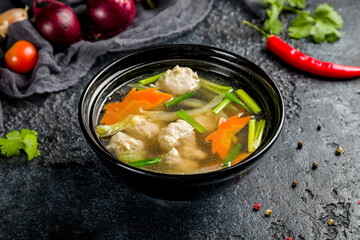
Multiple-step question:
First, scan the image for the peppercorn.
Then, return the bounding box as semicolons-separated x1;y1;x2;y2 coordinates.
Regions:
253;203;261;211
297;141;303;149
317;124;322;130
265;209;272;216
358;200;360;205
292;180;298;188
312;162;319;169
335;147;343;155
328;219;334;226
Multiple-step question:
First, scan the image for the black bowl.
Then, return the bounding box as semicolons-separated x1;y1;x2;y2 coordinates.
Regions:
78;44;284;200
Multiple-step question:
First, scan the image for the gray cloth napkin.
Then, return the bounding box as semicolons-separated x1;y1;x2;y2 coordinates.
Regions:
0;0;213;130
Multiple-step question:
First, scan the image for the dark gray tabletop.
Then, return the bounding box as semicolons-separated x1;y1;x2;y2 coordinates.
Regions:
1;0;359;239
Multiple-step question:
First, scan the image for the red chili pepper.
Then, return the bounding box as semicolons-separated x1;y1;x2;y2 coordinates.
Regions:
286;238;292;240
243;20;360;79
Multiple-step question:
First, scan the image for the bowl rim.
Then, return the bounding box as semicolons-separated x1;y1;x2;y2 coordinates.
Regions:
78;43;285;180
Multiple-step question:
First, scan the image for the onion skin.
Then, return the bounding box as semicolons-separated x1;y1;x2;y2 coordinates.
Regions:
87;0;136;40
33;0;82;47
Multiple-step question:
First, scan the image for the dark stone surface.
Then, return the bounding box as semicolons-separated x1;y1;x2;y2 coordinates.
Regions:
1;0;359;239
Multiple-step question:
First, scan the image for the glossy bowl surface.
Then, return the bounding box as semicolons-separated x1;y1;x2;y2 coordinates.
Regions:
78;44;285;200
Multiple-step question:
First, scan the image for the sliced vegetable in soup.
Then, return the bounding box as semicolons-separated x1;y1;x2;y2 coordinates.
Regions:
97;65;266;174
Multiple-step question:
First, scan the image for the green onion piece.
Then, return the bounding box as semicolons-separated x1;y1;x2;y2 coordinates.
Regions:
164;91;195;107
118;151;146;163
176;109;208;133
200;78;233;94
236;89;262;114
128;157;161;168
225;92;252;113
253;119;266;150
138;72;165;85
212;98;231;114
247;119;256;153
128;83;150;90
222;143;243;167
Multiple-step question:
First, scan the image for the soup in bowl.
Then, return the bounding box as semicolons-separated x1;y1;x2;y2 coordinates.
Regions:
79;44;284;200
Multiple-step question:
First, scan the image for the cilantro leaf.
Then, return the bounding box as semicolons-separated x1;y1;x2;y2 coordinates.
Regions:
314;4;343;28
23;134;39;161
285;0;306;9
262;0;284;35
288;11;314;39
311;20;342;43
0;129;40;161
0;138;24;157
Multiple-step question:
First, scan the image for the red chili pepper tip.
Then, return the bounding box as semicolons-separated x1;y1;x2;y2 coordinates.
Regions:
286;238;292;240
253;203;261;211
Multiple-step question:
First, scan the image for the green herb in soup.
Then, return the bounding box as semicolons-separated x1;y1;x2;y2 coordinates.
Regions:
97;65;266;174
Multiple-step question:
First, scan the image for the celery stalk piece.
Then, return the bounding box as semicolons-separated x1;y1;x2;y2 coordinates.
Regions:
164;91;195;107
212;98;231;114
176;109;208;133
225;92;252;113
138;72;165;85
222;143;242;167
247;119;256;153
235;89;262;114
96;115;144;138
128;157;161;168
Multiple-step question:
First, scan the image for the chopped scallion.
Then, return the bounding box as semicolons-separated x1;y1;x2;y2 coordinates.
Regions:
200;78;233;94
225;92;252;113
138;72;165;85
248;119;266;153
176;109;208;133
247;119;256;153
236;89;262;114
164;91;195;107
128;157;161;168
222;143;242;167
212;98;231;114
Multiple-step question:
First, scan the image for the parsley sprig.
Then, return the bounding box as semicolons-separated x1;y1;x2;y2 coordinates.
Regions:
261;0;344;43
0;129;40;161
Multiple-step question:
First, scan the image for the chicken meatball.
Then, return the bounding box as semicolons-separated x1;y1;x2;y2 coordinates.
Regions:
106;132;145;158
158;119;194;152
124;118;161;142
155;65;200;96
162;147;199;174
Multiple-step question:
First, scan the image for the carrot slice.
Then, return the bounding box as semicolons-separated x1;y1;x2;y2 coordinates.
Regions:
231;152;252;166
205;114;252;159
100;88;172;125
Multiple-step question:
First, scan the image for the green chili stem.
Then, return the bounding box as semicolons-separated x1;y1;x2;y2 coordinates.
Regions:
248;119;256;153
128;157;161;168
165;91;195;107
138;72;165;85
222;143;243;167
176;109;208;133
225;92;252;113
212;98;231;114
236;89;262;114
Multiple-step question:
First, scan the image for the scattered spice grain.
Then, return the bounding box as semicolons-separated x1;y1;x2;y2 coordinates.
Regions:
317;124;322;130
253;203;261;211
328;219;334;226
297;141;303;149
286;238;292;240
335;147;343;155
312;162;319;169
358;200;360;205
292;180;298;188
265;209;272;216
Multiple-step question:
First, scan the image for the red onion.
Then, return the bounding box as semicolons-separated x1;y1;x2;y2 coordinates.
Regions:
33;0;82;47
87;0;136;40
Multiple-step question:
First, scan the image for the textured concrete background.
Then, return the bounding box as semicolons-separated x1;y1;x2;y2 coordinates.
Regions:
1;0;360;239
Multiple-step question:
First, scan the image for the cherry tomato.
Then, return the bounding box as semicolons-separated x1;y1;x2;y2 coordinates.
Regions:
5;40;38;74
